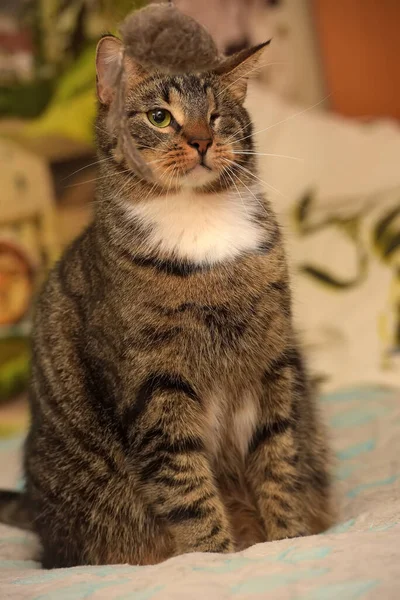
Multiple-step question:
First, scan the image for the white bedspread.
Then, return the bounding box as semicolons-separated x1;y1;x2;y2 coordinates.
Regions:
1;384;399;599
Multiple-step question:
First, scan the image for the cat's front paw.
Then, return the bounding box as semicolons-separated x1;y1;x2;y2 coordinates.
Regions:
267;521;310;542
196;537;234;554
176;534;234;555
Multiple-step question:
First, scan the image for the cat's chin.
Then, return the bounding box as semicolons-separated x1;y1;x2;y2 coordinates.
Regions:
180;165;219;190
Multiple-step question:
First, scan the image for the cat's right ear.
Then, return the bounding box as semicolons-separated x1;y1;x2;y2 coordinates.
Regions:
215;41;270;104
96;36;124;105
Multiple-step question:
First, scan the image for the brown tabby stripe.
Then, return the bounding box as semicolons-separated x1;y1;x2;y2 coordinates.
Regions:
131;254;208;277
166;495;215;523
197;524;222;541
248;418;293;455
135;428;204;456
262;348;303;384
123;372;201;431
33;359;121;474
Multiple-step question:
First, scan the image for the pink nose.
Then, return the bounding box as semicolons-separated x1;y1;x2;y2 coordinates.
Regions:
188;138;212;156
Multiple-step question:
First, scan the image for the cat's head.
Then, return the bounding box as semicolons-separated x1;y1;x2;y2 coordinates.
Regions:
95;37;268;192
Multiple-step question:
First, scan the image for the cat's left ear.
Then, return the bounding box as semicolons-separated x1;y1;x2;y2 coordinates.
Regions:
96;36;124;105
96;35;146;105
215;41;270;104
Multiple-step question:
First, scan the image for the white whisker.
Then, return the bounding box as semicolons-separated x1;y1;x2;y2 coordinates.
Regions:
216;62;262;98
224;166;250;219
222;161;269;217
215;58;288;98
224;158;286;199
61;157;114;181
228;95;331;144
66;167;135;189
231;151;303;162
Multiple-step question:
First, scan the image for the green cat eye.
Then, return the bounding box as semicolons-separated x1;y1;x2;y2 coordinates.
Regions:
147;109;172;128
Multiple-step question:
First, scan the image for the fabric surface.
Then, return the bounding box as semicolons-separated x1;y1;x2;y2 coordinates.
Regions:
1;384;399;599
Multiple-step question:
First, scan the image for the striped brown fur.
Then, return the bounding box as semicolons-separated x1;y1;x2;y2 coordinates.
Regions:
0;39;335;568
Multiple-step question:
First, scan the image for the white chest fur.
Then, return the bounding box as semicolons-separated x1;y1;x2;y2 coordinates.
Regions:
127;188;264;265
207;390;259;459
232;397;259;457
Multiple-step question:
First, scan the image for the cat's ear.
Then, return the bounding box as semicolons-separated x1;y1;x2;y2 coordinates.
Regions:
96;35;146;105
96;36;124;105
215;41;270;104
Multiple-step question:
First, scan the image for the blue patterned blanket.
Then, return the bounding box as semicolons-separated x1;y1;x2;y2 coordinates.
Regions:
1;385;399;599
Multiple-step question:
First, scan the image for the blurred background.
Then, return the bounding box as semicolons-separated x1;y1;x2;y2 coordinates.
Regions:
0;0;399;436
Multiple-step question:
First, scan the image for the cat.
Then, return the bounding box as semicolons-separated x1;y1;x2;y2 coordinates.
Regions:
0;35;335;568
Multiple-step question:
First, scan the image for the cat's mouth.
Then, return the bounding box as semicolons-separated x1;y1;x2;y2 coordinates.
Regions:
185;162;212;175
181;160;217;188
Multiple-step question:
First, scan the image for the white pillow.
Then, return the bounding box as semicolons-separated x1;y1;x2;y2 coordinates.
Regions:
247;85;400;392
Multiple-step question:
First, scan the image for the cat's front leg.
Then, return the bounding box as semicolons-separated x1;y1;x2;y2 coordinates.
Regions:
126;373;234;555
246;348;311;541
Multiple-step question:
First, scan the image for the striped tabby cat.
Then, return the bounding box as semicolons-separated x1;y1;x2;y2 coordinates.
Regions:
0;36;334;568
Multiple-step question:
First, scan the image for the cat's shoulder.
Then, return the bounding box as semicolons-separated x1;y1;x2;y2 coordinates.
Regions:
36;225;96;311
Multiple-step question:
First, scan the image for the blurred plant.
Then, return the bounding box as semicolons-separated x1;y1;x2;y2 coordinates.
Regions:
373;205;400;359
23;44;99;144
292;188;400;367
31;0;146;74
293;190;370;289
0;337;30;403
0;0;145;138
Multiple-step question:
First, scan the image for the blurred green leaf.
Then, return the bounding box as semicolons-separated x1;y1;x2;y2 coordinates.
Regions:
383;233;400;260
293;190;314;231
373;205;400;261
0;338;30;403
14;44;98;145
374;206;400;243
25;88;96;144
0;80;54;119
54;45;96;103
299;265;364;289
